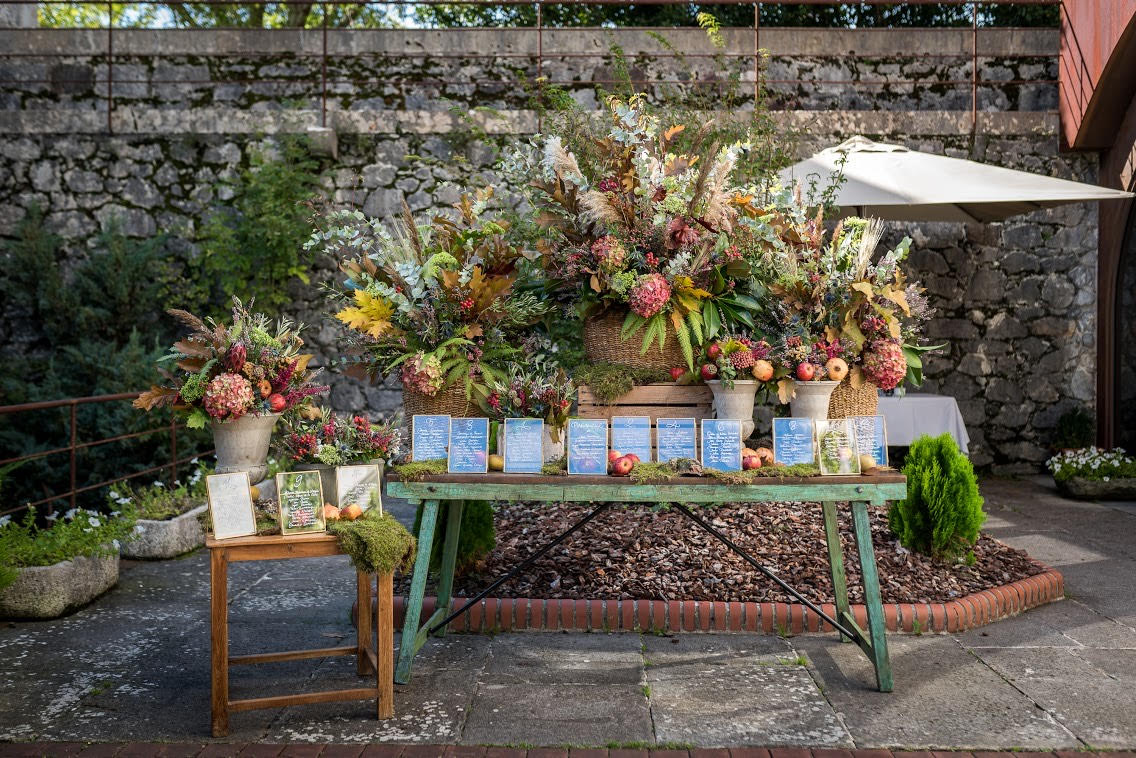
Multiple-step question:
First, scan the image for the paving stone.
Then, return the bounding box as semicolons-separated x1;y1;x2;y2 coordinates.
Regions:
792;635;1076;749
479;633;643;685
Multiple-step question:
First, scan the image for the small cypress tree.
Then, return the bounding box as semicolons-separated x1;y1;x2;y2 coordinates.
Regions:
888;433;986;561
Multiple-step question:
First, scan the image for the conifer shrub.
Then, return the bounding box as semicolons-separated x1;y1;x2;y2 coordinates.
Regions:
888;433;985;561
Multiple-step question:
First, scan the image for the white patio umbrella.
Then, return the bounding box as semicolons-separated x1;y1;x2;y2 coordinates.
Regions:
779;135;1133;223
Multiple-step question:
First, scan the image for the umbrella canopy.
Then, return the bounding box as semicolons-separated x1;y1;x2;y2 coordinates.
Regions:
779;136;1133;223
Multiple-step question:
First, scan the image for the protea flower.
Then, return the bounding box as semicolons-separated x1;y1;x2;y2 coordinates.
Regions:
861;340;907;390
628;273;672;318
203;373;255;420
225;343;247;373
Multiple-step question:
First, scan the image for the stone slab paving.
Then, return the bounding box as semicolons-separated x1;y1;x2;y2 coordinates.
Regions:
2;478;1135;751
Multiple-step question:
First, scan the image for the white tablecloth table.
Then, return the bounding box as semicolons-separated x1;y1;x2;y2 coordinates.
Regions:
876;393;970;454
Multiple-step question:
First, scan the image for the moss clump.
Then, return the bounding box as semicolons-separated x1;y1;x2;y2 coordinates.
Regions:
628;462;679;484
704;463;820;483
328;510;417;575
390;458;447;481
541;456;568;476
575;362;672;403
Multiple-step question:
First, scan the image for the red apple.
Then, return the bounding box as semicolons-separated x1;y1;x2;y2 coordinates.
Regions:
670;366;685;382
706;343;722;360
742;454;763;470
610;455;634;476
795;362;817;382
751;359;774;382
267;393;287;413
608;449;622;464
625;453;641;464
700;363;718;381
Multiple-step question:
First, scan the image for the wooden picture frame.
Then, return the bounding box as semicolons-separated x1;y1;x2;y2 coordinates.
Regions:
205;472;257;540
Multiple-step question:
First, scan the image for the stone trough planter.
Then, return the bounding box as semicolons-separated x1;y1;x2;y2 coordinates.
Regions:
0;554;119;619
120;504;208;560
1056;477;1136;500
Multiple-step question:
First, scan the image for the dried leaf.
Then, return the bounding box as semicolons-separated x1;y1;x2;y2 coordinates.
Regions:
133;385;178;411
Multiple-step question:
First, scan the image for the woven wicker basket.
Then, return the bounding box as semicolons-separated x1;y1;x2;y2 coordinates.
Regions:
827;377;879;418
402;382;481;419
582;311;686;372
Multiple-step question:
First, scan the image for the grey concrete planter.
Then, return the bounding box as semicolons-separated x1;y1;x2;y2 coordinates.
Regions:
1057;477;1136;500
0;554;119;619
121;503;207;559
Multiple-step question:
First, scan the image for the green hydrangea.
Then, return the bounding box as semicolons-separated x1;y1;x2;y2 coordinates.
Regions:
316;444;343;466
248;326;281;353
610;271;637;297
179;360;216;403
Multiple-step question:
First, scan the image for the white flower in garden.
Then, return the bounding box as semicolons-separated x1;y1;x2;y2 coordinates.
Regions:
134;524;145;534
88;516;101;527
45;512;58;521
112;539;121;550
64;508;78;520
152;481;164;488
0;515;10;527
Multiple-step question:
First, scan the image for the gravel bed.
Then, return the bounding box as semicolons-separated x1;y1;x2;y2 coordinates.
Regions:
412;500;1043;605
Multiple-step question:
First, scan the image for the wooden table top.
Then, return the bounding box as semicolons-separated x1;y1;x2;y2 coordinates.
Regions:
205;532;339;550
386;471;906;486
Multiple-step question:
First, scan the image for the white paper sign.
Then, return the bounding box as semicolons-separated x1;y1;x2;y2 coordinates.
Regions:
336;463;382;514
205;472;257;540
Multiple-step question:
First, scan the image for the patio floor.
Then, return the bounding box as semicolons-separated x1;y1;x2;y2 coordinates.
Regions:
1;477;1134;750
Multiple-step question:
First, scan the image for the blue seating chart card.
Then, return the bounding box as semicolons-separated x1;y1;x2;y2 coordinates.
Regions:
567;418;608;475
412;415;450;462
447;417;489;474
701;418;743;472
852;415;888;468
503;418;544;474
611;416;652;462
656;418;697;462
773;417;817;466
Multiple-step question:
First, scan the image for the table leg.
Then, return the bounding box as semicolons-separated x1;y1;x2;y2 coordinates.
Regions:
432;499;465;637
357;570;373;675
395;498;440;684
210;548;229;738
377;571;395;719
851;500;894;692
821;500;852;642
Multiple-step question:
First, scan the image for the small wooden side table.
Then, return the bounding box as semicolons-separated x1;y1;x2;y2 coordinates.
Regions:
206;533;394;737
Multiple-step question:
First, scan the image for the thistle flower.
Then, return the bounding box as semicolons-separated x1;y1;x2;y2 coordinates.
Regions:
628;273;672;318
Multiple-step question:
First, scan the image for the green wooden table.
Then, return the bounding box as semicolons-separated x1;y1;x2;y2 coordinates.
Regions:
385;472;906;692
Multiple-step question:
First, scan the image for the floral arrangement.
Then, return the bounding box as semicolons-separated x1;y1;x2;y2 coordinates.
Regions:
0;507;138;590
698;334;774;387
504;95;769;369
1046;447;1136;484
134;298;328;428
306;191;548;408
486;366;576;441
276;409;401;466
749;210;939;399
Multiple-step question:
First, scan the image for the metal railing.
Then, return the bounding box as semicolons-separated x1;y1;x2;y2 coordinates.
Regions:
0;0;1061;137
0;392;210;517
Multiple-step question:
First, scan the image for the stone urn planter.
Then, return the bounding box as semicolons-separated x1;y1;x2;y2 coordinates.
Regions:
1056;477;1136;500
212;413;281;484
496;426;567;464
790;381;841;423
120;504;207;560
0;554;119;619
705;380;760;439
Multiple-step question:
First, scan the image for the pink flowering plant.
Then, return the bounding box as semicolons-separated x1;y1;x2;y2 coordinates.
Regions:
277;408;401;466
134;298;328;428
485;365;576;441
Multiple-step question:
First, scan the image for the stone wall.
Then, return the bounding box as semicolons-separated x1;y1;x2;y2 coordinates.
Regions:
0;26;1091;472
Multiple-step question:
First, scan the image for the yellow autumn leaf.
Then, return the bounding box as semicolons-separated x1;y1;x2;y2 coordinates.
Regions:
882;287;911;316
672;276;712;299
335;289;395;339
851;281;875;299
776;378;796;405
294;354;314;373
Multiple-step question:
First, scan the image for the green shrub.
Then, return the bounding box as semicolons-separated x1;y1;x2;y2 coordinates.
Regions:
888;433;985;561
1052;407;1095;450
0;507;138;590
412;499;496;575
1046;447;1136;483
106;459;212;521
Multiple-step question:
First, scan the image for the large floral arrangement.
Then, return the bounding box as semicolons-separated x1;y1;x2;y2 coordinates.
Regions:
486;366;576;441
306;191;548;408
505;95;770;369
277;409;401;466
748;209;939;399
134;298;328;427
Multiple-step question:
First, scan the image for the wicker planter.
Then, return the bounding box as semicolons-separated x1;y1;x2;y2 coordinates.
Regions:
582;311;686;372
402;382;481;419
0;554;118;619
827;377;879;418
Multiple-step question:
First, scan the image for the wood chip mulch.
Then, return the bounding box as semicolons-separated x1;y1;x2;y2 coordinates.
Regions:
432;501;1042;605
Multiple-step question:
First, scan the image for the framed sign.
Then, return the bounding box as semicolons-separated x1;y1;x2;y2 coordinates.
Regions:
701;418;743;472
448;417;490;474
412;414;450;461
503;418;543;474
276;470;326;536
772;417;817;466
852;415;888;468
816;418;861;476
611;416;652;462
657;417;697;462
336;463;382;514
567;418;608;475
205;472;257;540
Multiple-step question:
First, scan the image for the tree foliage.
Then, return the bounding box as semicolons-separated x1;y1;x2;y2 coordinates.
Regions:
888;433;986;561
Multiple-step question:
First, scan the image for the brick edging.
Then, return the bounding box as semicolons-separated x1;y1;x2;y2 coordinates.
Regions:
390;564;1063;634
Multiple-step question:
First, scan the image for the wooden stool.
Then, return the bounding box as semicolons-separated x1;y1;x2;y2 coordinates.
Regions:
207;533;394;737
